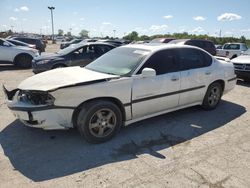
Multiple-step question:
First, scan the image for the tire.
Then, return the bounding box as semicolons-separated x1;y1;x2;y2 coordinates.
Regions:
14;54;32;68
202;82;222;110
76;100;122;143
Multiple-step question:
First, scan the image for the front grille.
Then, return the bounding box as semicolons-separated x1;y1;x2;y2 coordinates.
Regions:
233;63;250;71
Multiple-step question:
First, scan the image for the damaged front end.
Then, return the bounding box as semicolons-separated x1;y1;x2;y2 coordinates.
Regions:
2;85;74;130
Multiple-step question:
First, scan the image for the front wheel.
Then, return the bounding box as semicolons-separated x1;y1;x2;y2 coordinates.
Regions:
76;100;122;143
202;82;222;110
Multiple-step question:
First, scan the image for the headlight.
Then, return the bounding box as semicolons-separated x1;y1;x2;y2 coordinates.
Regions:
36;60;50;65
18;90;55;105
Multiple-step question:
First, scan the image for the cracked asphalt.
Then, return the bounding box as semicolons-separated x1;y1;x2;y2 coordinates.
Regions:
0;44;250;188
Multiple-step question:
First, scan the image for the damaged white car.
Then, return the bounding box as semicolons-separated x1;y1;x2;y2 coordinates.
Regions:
3;44;236;143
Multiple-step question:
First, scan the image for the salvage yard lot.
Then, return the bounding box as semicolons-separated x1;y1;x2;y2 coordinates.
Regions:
0;44;250;187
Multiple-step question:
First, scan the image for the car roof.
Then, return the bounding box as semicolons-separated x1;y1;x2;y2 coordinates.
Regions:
121;43;207;53
224;43;245;45
70;42;116;48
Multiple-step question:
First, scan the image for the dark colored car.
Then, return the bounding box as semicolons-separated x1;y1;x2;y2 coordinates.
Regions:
6;39;36;49
60;39;83;49
150;38;175;43
11;37;46;53
32;42;116;73
169;39;216;56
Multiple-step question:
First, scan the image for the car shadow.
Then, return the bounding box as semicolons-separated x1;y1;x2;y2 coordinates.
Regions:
237;79;250;88
0;100;246;182
0;64;30;72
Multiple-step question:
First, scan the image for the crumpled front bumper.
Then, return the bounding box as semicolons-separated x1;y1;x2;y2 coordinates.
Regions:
3;85;74;130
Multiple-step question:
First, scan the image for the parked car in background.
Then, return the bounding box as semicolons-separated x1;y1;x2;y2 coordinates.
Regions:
150;38;175;43
98;39;125;47
215;45;222;49
169;39;216;55
4;44;236;143
0;38;38;68
231;49;250;81
216;43;248;59
32;42;116;73
6;39;36;49
60;39;83;49
10;37;46;53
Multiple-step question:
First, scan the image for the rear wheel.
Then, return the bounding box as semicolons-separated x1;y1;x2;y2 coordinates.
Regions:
76;100;122;143
14;54;32;68
202;82;222;110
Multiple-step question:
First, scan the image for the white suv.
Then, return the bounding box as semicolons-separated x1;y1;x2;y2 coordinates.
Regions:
0;38;39;68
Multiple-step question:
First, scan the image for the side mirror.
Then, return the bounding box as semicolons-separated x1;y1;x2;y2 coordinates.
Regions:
141;68;156;78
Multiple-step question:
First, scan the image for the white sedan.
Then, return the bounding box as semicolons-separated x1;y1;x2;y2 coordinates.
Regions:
0;38;39;68
3;44;236;143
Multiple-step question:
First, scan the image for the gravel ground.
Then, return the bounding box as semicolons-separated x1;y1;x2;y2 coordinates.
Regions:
0;43;250;188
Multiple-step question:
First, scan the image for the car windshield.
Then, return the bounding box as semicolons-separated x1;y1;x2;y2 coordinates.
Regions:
56;44;81;55
85;47;150;76
243;49;250;55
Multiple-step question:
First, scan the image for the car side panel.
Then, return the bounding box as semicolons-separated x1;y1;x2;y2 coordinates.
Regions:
51;77;133;120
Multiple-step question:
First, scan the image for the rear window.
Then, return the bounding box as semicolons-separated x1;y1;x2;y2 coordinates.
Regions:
176;48;212;70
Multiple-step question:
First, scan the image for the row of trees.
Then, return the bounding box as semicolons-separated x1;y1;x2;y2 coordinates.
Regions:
58;29;89;38
123;31;250;46
56;28;250;46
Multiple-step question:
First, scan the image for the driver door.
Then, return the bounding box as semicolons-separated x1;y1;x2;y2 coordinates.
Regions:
132;49;181;119
69;45;100;67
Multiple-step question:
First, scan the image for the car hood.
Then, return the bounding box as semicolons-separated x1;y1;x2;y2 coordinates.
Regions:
34;53;61;61
232;55;250;64
18;67;119;91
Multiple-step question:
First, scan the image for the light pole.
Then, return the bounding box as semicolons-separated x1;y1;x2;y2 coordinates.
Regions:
113;30;116;39
48;6;55;43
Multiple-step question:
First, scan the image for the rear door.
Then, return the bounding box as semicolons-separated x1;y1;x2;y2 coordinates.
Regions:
132;49;181;118
176;48;213;106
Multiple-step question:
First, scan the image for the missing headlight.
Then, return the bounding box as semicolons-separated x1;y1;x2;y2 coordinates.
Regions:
18;90;55;105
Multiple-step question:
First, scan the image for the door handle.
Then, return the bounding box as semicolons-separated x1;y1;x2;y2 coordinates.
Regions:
171;76;179;81
205;71;211;75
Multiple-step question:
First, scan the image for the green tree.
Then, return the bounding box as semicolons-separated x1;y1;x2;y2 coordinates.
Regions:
79;29;89;38
66;31;71;37
240;36;246;43
123;31;139;41
58;29;64;36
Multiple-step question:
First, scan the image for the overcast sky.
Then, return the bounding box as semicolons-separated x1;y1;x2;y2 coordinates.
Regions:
0;0;250;38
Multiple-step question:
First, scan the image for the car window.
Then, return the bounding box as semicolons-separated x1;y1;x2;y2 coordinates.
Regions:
223;44;240;50
242;44;248;51
137;49;178;75
202;51;213;67
97;45;114;54
71;46;87;57
0;39;4;46
177;48;206;70
86;47;150;76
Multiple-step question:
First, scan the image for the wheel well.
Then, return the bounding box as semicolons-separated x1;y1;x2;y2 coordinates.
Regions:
14;53;33;62
210;80;225;92
72;97;126;128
